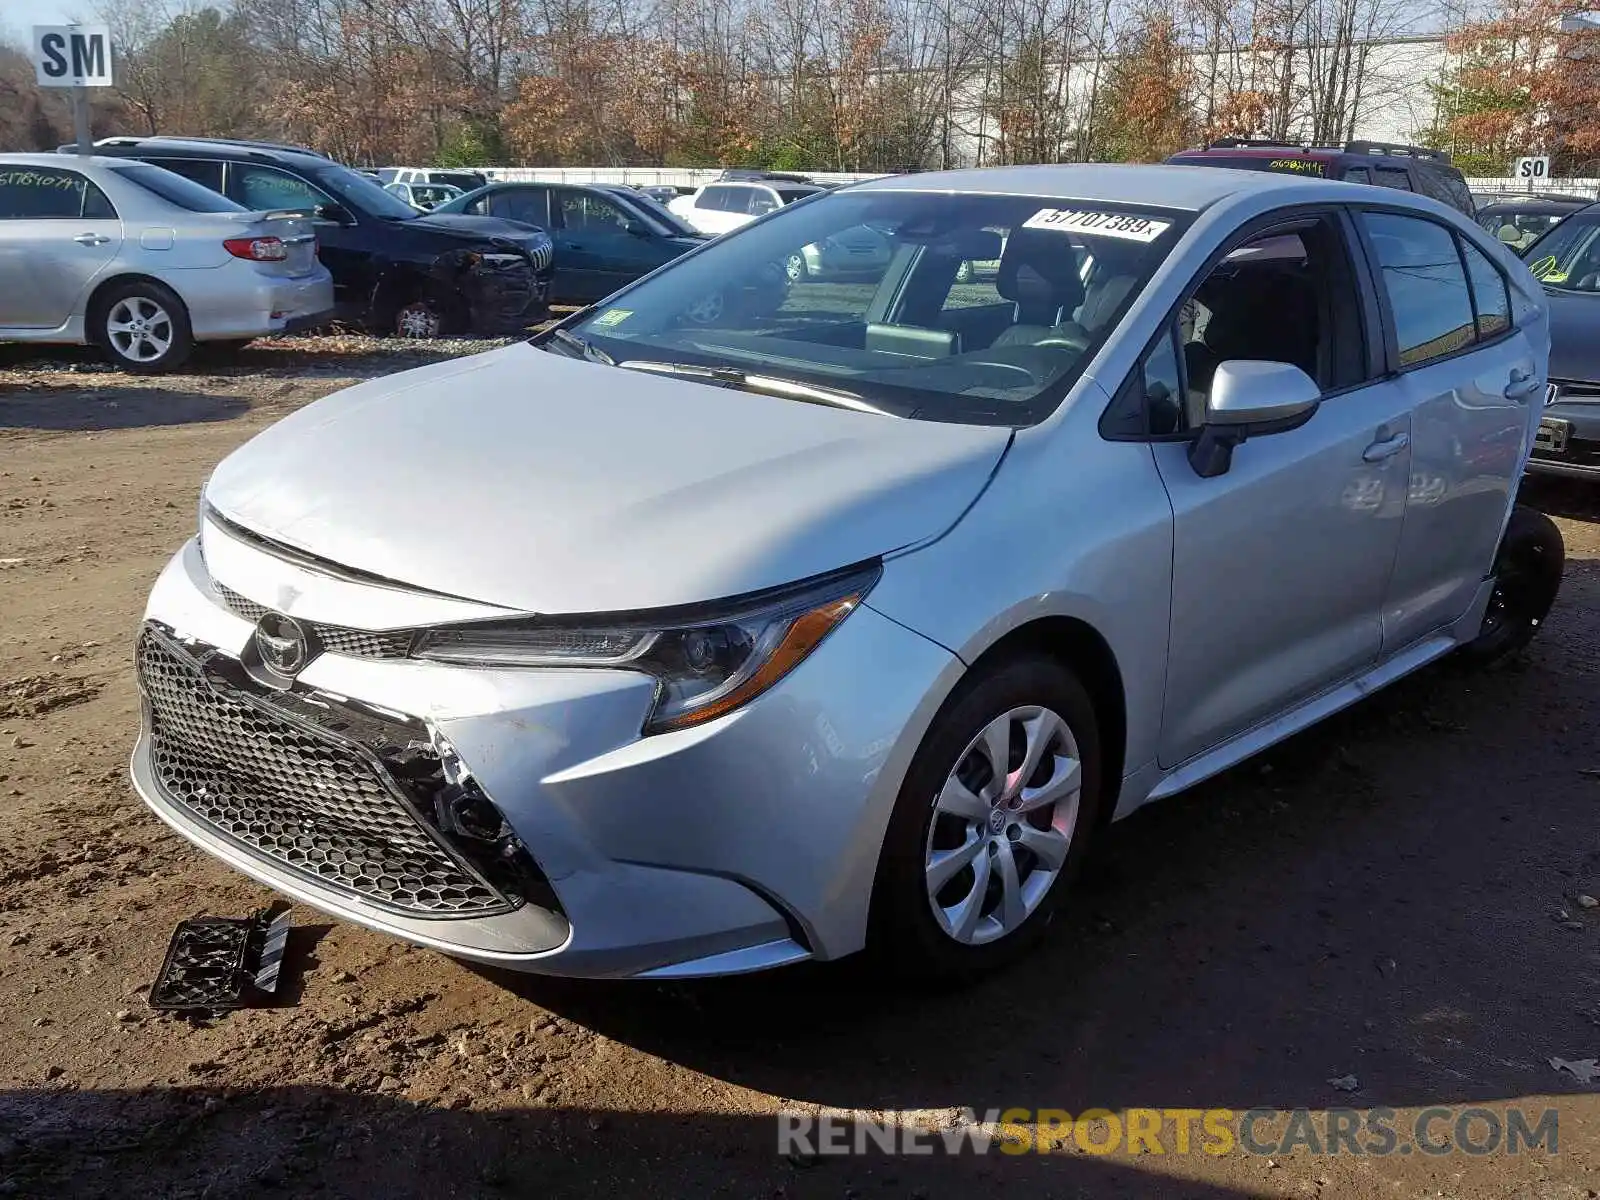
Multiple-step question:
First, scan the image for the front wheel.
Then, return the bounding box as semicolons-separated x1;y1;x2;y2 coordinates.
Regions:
1460;504;1564;665
868;655;1104;981
785;252;809;283
93;281;194;373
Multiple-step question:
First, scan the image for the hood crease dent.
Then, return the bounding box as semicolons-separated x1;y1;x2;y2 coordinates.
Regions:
205;344;1013;615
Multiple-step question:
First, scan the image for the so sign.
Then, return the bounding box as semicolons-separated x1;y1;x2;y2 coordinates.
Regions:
32;24;113;87
1514;156;1551;181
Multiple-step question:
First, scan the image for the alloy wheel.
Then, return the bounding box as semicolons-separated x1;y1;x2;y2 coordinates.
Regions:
924;705;1083;946
107;297;174;364
395;300;444;339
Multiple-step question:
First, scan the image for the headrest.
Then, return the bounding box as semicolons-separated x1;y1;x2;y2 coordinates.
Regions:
996;227;1087;310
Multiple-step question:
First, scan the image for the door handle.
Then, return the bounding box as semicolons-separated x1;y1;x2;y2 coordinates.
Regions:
566;242;584;251
73;232;111;246
1504;368;1540;402
1362;430;1410;462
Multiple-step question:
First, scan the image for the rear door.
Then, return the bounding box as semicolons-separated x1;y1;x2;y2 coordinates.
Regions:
1356;209;1540;649
0;164;122;329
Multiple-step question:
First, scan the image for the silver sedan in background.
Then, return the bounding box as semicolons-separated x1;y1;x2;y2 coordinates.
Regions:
0;153;332;372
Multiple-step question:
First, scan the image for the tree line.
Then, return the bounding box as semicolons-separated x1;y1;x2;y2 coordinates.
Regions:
0;0;1593;174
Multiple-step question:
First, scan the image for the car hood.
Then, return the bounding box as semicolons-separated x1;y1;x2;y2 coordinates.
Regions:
204;345;1012;614
404;212;550;243
1545;287;1600;382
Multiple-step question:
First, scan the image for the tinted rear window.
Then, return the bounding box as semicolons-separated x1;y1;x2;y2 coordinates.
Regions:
114;162;247;212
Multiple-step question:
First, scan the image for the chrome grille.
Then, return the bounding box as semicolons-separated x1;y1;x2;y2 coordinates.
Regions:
213;583;413;660
136;626;515;918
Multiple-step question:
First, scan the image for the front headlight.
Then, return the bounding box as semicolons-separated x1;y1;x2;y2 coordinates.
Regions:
411;563;880;734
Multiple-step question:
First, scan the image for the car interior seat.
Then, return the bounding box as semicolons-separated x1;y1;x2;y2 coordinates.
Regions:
991;228;1091;350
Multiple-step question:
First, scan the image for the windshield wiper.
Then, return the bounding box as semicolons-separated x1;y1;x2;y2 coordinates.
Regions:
616;360;896;417
541;328;616;366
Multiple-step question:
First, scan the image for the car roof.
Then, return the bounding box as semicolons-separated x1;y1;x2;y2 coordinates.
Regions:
86;136;332;169
0;152;158;172
850;163;1346;212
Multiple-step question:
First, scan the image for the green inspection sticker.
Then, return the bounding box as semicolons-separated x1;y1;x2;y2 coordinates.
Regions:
593;309;631;328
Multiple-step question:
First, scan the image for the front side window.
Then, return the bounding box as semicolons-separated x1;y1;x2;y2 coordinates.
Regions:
1361;211;1476;366
559;190;629;230
0;166;114;219
1178;219;1366;424
748;188;780;216
492;188;548;226
698;186;734;211
562;191;1188;426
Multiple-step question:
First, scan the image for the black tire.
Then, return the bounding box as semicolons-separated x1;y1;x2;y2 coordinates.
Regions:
91;279;193;373
1460;504;1564;665
867;654;1105;982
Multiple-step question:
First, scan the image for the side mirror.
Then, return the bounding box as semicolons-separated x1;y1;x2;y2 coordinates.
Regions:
1188;360;1320;478
625;220;652;237
316;202;354;226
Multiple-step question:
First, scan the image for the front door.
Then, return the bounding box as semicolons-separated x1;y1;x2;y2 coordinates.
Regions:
1356;210;1541;649
1150;211;1412;767
549;188;643;303
0;164;122;329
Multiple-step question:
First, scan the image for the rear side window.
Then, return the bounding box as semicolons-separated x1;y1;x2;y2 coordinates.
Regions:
231;163;329;212
1415;164;1475;214
0;166;116;219
116;162;244;212
1374;167;1413;191
144;157;224;193
1361;212;1477;366
1342;167;1372;185
698;186;734;211
1461;240;1512;338
492;188;548;226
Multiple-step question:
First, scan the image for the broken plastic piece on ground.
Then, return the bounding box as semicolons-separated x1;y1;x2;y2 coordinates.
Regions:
148;907;293;1012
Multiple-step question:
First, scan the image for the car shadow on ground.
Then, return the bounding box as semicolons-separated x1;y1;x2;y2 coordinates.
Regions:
0;385;249;432
0;1085;1283;1198
481;563;1600;1124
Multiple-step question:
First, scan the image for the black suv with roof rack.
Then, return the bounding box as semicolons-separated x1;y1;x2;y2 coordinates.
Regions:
1166;139;1476;217
75;135;554;337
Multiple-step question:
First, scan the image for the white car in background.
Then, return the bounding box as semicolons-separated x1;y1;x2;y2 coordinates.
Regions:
668;180;824;236
383;181;463;211
0;153;332;372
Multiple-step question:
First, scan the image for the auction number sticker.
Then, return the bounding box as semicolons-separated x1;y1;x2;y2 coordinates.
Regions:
1022;208;1171;242
592;308;632;327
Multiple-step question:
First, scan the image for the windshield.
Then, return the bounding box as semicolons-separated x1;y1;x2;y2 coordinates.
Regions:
776;186;821;203
560;190;1187;426
111;162;248;213
310;163;420;219
1524;213;1600;291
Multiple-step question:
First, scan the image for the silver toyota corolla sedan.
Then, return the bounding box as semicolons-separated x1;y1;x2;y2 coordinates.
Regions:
132;165;1563;981
0;153;332;372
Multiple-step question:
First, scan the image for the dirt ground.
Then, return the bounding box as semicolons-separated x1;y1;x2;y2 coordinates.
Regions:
2;337;1599;1200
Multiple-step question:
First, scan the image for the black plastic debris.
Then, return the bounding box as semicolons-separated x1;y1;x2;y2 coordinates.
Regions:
148;908;292;1012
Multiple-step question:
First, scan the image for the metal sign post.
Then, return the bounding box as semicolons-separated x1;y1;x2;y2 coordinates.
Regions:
31;24;114;154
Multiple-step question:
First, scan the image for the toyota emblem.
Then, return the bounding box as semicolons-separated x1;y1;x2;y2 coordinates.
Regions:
254;613;310;676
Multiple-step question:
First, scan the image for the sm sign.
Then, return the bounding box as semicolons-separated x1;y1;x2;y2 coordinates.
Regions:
32;25;114;87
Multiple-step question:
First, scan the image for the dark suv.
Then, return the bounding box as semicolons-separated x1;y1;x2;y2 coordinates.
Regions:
1167;139;1476;217
79;136;554;337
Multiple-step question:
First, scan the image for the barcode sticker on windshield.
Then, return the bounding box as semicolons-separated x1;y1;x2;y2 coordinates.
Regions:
1022;208;1171;242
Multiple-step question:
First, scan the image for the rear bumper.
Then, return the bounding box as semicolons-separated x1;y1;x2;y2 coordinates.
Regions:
186;267;337;340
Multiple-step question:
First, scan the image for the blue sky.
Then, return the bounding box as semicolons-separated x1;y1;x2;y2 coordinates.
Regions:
2;0;96;45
